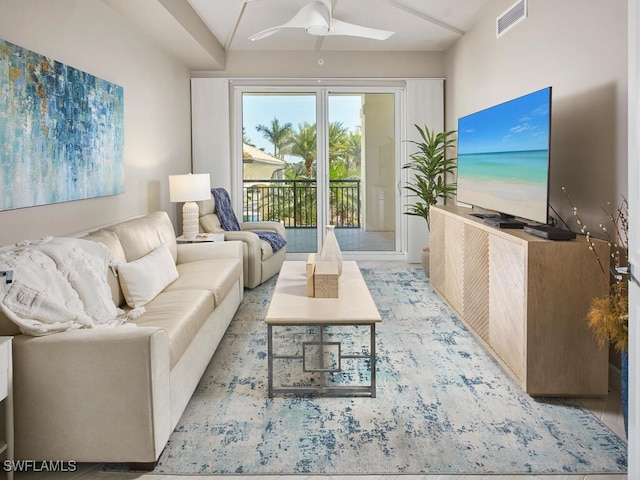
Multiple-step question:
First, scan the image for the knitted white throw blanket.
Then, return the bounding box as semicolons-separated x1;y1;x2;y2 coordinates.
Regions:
0;237;134;336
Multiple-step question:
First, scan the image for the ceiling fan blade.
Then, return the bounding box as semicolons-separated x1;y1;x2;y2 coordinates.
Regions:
325;18;394;40
249;1;330;41
249;26;284;41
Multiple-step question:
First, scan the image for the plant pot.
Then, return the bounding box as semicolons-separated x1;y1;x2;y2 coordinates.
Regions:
421;248;430;278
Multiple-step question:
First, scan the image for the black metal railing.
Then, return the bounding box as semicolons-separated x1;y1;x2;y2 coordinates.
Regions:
242;179;361;228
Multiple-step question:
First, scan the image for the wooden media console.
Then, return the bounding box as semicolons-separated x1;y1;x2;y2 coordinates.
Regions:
429;205;610;396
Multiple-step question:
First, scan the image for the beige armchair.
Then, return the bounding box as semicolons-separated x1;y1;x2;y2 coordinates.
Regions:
197;196;286;289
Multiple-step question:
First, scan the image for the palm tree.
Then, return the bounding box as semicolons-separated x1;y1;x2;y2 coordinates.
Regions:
242;127;255;147
328;121;349;177
345;130;361;176
289;122;317;177
255;118;292;159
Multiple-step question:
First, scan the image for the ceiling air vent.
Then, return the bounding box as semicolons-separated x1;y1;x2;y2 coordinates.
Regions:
496;0;527;38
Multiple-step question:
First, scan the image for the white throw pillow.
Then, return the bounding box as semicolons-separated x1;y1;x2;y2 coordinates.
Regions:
117;243;179;308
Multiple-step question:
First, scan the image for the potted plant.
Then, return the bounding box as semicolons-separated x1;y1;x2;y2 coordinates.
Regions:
563;187;629;436
403;124;457;276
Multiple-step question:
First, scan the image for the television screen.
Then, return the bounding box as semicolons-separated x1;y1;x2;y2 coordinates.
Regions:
456;87;552;224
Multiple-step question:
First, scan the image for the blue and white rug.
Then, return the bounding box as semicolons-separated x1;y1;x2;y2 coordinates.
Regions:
154;265;627;475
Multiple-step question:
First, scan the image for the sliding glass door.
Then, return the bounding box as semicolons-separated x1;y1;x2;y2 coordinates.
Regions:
242;92;319;253
328;92;397;252
238;86;401;257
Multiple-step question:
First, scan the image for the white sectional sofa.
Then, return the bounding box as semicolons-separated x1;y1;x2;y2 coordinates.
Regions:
0;211;244;465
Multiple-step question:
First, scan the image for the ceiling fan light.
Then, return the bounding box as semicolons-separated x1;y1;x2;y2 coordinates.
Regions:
306;23;329;35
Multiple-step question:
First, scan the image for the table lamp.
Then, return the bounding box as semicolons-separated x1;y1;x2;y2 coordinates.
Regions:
169;173;211;240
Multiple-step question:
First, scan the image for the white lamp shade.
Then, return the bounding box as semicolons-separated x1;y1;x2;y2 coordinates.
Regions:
169;173;211;203
169;173;211;240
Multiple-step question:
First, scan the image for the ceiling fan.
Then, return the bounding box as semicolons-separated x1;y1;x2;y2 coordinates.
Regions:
249;0;394;41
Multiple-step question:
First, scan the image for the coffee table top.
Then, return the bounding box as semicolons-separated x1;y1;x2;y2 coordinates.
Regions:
265;260;382;325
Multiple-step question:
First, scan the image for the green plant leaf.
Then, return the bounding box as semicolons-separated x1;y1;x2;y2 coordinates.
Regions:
403;124;457;229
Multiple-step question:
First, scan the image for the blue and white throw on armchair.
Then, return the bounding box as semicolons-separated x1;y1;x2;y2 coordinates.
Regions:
211;188;287;253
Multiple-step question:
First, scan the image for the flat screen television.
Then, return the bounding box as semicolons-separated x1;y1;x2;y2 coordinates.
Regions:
456;86;552;226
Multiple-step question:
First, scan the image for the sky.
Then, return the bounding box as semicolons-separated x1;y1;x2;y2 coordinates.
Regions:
242;94;362;155
457;87;551;155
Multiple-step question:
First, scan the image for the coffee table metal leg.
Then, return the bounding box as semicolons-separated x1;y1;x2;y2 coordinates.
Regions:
267;322;377;398
370;323;376;398
320;324;326;394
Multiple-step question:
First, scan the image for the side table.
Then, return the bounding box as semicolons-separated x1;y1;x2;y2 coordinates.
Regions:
0;337;13;480
176;233;225;243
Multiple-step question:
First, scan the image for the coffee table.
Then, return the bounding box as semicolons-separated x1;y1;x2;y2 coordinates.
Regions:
265;260;381;397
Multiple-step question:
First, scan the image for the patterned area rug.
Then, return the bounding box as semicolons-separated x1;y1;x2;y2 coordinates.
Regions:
152;265;627;475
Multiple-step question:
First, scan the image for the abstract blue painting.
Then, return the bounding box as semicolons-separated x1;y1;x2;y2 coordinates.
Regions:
0;39;124;211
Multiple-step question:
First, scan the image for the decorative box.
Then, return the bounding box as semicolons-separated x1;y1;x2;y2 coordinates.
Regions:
313;261;339;298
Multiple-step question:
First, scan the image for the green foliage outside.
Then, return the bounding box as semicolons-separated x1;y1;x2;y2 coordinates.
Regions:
246;119;362;226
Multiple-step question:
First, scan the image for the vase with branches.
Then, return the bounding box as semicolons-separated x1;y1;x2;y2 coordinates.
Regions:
562;186;629;435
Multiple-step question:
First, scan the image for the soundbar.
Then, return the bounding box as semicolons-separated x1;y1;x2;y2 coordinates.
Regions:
523;224;576;241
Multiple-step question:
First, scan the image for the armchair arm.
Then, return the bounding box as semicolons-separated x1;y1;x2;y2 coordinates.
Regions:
222;231;262;255
222;231;263;288
241;221;286;238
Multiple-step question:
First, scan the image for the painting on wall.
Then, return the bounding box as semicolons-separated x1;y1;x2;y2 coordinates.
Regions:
0;38;124;211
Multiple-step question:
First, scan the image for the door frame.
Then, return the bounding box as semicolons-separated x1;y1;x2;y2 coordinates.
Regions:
627;0;638;475
232;81;405;260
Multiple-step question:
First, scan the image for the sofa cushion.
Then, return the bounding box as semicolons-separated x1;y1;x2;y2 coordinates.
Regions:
82;229;127;307
105;211;178;263
118;244;179;308
165;258;241;307
130;289;214;368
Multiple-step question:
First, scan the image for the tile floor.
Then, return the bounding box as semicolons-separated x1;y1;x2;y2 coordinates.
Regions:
11;262;629;480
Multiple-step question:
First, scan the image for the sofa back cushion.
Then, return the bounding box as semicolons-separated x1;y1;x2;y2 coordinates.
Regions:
0;212;178;333
105;211;178;263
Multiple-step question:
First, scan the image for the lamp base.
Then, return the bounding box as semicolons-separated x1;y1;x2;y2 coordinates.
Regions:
182;201;200;240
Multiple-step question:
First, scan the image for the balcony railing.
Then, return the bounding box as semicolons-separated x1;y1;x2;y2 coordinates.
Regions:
242;179;361;228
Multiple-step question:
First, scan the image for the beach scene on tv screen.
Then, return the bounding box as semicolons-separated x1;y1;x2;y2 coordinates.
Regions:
457;88;550;223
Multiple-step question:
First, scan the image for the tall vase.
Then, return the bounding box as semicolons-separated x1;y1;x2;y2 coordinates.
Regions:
621;350;628;437
320;224;343;276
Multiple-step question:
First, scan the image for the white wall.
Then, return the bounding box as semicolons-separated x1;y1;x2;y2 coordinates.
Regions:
0;0;193;245
444;0;628;230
